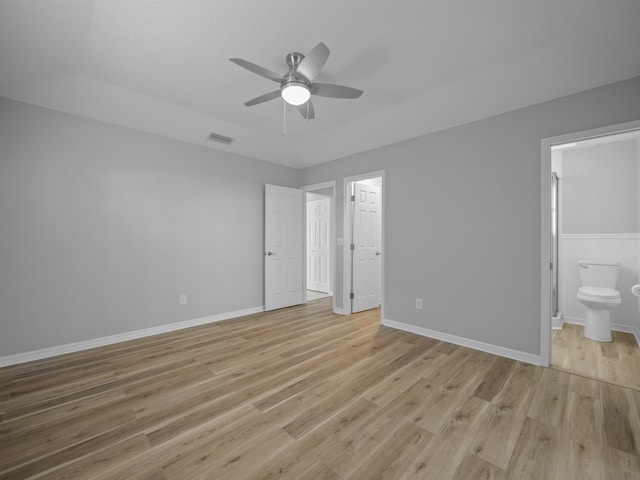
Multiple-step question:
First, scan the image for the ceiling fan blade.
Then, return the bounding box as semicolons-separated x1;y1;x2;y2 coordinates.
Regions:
297;100;315;120
245;90;281;106
296;42;330;81
229;58;284;83
311;83;363;99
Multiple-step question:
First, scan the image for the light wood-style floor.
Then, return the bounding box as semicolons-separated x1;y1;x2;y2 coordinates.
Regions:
552;323;640;391
1;298;639;479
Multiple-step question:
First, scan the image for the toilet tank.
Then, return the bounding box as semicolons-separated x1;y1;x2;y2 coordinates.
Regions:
578;260;620;288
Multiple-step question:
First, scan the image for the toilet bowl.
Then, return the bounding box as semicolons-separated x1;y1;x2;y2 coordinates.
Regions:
576;260;621;342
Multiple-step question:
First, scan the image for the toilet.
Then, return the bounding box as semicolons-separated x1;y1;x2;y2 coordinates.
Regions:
576;260;621;342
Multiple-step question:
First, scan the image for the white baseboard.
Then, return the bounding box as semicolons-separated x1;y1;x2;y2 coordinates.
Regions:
562;315;585;326
382;318;543;366
560;315;640;348
0;306;264;367
333;307;347;315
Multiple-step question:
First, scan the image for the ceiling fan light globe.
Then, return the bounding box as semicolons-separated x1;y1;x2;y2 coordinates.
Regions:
281;83;310;106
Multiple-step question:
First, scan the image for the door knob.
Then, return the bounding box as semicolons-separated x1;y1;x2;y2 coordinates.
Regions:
376;251;382;256
266;251;275;256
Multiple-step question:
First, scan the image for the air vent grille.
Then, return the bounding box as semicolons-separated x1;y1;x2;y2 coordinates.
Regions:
207;132;234;145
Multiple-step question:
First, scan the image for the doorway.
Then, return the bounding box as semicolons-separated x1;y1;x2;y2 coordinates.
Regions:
343;171;385;315
541;120;640;389
302;182;336;309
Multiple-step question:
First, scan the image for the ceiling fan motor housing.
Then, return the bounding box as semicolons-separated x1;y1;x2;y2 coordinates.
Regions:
286;52;305;70
281;52;311;105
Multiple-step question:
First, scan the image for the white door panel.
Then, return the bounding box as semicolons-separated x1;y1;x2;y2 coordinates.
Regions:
352;182;381;312
265;184;303;311
307;198;330;293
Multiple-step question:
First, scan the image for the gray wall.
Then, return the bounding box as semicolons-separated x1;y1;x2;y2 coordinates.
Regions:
0;97;298;356
3;76;640;360
562;140;638;234
300;75;640;356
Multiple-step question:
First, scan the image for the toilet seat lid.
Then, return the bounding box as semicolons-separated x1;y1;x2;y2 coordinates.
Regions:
578;286;621;299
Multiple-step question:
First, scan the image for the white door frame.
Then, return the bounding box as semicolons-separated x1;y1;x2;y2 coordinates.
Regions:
343;170;386;317
540;119;640;367
301;181;337;313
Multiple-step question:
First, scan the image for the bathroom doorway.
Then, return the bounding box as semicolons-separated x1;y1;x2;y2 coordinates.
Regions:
542;121;640;390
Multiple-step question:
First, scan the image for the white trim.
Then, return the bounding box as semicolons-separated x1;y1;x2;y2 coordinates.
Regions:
0;306;264;367
541;137;552;366
333;307;347;315
562;315;586;326
540;119;640;368
383;318;543;366
343;170;386;317
562;233;640;240
302;181;337;314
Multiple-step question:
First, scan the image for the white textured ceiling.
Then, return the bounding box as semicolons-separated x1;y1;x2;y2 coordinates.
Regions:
1;0;640;168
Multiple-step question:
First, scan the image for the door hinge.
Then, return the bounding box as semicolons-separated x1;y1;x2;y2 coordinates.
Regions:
351;195;355;202
550;262;553;270
350;292;354;299
350;243;355;250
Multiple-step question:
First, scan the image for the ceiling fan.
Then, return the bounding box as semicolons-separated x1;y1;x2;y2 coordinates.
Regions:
229;42;363;120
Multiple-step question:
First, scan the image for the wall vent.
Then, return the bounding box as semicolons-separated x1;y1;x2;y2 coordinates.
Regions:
207;132;235;145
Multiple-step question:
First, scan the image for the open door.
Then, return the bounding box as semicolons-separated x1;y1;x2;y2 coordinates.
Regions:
352;181;381;312
264;184;303;311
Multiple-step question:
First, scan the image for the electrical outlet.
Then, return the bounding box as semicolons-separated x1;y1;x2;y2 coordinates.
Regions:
415;298;422;309
180;294;187;305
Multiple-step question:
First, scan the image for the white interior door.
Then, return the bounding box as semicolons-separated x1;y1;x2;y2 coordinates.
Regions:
307;198;330;293
265;184;303;311
352;181;381;312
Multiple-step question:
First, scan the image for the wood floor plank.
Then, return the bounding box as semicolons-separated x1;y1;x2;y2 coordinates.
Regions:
397;395;491;480
451;452;507;480
554;375;605;480
345;421;432;480
413;349;495;434
473;356;516;403
527;367;570;427
1;298;638;479
504;416;560;479
282;341;425;439
601;383;639;456
32;434;151;480
468;403;527;470
602;446;640;480
250;398;380;480
362;342;448;407
90;403;261;480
